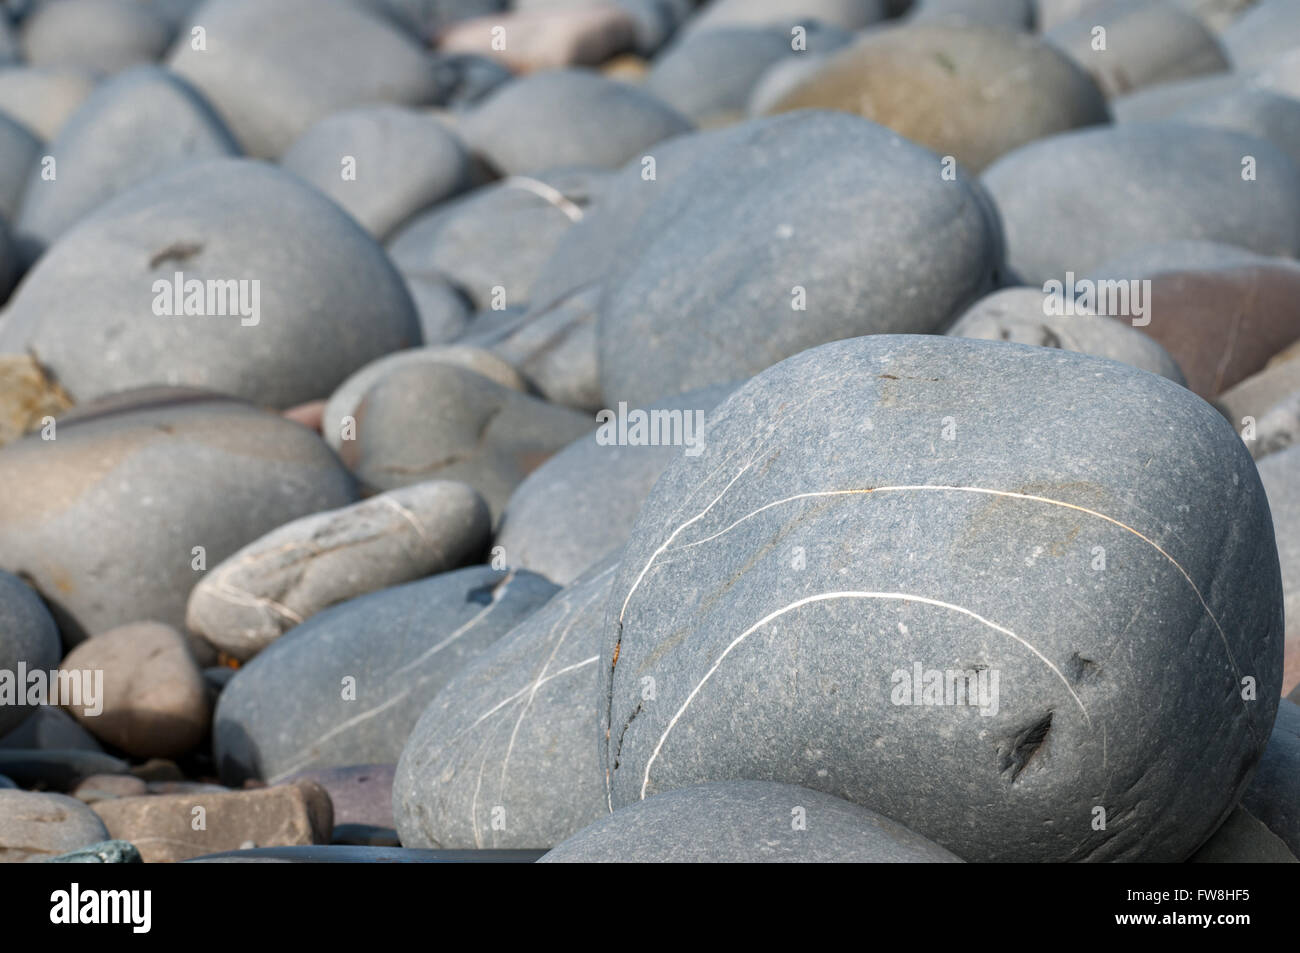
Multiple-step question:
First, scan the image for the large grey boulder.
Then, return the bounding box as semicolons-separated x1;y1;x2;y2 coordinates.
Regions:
601;334;1282;862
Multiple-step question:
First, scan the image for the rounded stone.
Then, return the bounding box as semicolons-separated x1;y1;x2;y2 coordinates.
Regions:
647;27;798;126
540;781;963;862
1258;446;1300;697
0;66;96;141
167;0;442;158
280;105;472;241
322;346;527;452
684;0;887;34
1221;0;1300;70
0;571;62;737
981;123;1300;286
599;111;1003;407
602;334;1282;862
1043;0;1230;99
186;480;492;660
767;24;1109;172
0;390;358;644
945;287;1185;384
0;790;111;862
20;0;172;75
14;65;242;256
0;113;40;222
1241;698;1300;857
394;559;617;849
213;566;559;784
59;622;209;759
0;159;421;409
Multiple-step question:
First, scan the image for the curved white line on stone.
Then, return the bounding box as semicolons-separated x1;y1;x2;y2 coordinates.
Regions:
502;175;584;222
639;590;1091;800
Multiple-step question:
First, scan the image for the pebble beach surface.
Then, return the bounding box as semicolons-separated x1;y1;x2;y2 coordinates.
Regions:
0;0;1297;865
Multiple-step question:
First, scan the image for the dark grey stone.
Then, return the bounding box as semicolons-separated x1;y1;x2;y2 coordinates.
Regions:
981;123;1300;286
185;845;543;862
496;385;735;584
0;390;357;644
332;823;400;846
15;65;241;257
167;0;442;158
1242;699;1300;857
540;781;963;862
0;112;40;222
0;750;130;792
1188;807;1298;862
345;362;594;519
602;334;1282;862
280;105;472;241
599;112;1003;406
394;559;616;849
0;571;61;737
461;69;693;176
0;159;421;409
214;566;559;784
0;706;103;753
0;775;13;789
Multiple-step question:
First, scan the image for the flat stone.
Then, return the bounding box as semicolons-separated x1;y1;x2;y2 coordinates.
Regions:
981;122;1300;286
0;570;62;737
1044;0;1230;99
540;781;963;862
602;334;1282;862
945;288;1185;383
91;780;333;863
168;0;442;158
280;105;472;241
345;363;593;518
0;389;357;644
187;481;491;660
599;112;1003;406
15;65;241;258
767;24;1109;172
323;346;527;453
59;622;210;758
496;385;735;584
213;566;559;784
1258;447;1300;697
280;764;395;828
0;789;111;862
20;0;172;75
394;559;617;849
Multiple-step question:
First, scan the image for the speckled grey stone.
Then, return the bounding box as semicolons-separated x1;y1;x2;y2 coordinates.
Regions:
387;168;603;313
167;0;442;158
187;481;491;660
1044;0;1230;98
0;790;111;862
981;123;1300;286
15;65;241;257
1242;699;1300;856
0;159;421;408
0;390;357;644
946;288;1185;383
214;566;559;784
0;571;61;737
496;385;735;584
541;781;964;862
394;559;616;849
461;70;692;176
602;334;1282;862
345;363;593;518
20;0;172;75
599;112;1003;407
280;105;472;241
